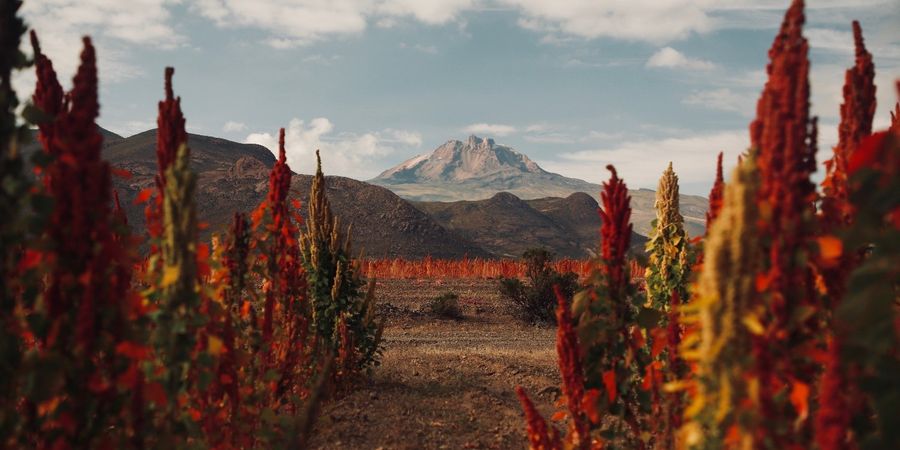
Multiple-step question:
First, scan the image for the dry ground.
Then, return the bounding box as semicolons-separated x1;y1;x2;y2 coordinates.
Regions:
310;278;561;449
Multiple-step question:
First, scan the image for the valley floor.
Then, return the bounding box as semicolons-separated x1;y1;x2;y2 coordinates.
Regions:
310;279;560;449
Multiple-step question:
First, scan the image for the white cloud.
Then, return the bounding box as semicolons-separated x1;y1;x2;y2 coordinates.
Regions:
301;54;342;64
725;70;767;89
503;1;900;45
646;47;716;70
537;130;749;191
683;88;754;115
806;27;900;60
462;123;517;137
192;0;474;47
184;1;900;50
192;0;370;47
223;121;247;133
376;0;475;25
245;118;422;178
19;0;184;85
502;0;715;43
520;123;582;144
399;42;438;54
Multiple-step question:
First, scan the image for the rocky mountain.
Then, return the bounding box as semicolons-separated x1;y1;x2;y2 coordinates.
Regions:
23;129;704;259
370;135;709;237
415;192;647;259
25;128;487;259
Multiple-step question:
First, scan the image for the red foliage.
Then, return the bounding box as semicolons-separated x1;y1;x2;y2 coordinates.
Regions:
255;128;310;399
814;339;852;450
209;213;249;430
142;67;188;249
554;286;589;446
839;22;877;148
28;34;138;445
33;35;112;332
812;27;878;447
821;20;876;232
706;152;724;230
516;386;563;450
155;67;187;191
599;165;632;302
30;31;63;147
360;257;631;281
746;1;821;442
262;128;299;344
663;291;684;439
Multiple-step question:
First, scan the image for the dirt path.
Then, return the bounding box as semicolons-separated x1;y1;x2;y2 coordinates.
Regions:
310;279;560;449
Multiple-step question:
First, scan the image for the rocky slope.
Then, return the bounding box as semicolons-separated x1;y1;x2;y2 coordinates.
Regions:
27;128;487;259
415;192;647;259
24;129;702;259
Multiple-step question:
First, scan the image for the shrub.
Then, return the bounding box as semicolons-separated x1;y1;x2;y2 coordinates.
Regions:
499;248;578;324
426;292;463;319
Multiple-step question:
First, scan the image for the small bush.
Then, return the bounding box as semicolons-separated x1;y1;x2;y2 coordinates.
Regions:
499;248;578;324
427;292;463;319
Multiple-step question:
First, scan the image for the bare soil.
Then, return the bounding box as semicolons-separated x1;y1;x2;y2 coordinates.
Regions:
310;279;560;449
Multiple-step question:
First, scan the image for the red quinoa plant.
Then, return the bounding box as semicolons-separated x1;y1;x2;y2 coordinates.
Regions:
706;153;724;230
820;21;876;237
516;286;592;450
679;3;894;449
573;166;655;449
249;128;322;408
518;166;655;449
139;68;209;443
22;33;143;448
2;2;371;444
818;117;900;449
361;257;604;281
813;21;877;450
744;0;822;445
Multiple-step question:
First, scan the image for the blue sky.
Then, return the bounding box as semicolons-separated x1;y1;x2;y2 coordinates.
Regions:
15;0;900;195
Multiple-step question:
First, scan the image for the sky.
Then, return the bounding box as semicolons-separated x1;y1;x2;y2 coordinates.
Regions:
14;0;900;195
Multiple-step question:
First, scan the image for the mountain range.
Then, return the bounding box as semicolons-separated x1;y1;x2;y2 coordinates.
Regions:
370;135;708;236
22;129;709;259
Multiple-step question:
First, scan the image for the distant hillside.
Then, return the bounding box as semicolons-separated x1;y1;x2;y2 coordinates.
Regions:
22;125;122;154
415;192;647;259
22;129;706;259
370;135;708;237
25;128;487;259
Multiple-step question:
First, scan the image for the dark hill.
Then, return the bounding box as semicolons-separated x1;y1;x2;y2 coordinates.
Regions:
55;129;488;259
415;192;646;259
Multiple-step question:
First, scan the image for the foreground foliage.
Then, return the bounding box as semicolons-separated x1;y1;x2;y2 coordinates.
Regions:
0;5;381;447
516;2;899;449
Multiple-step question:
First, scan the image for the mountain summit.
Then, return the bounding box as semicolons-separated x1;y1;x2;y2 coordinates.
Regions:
370;136;709;236
375;135;545;183
370;135;598;202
